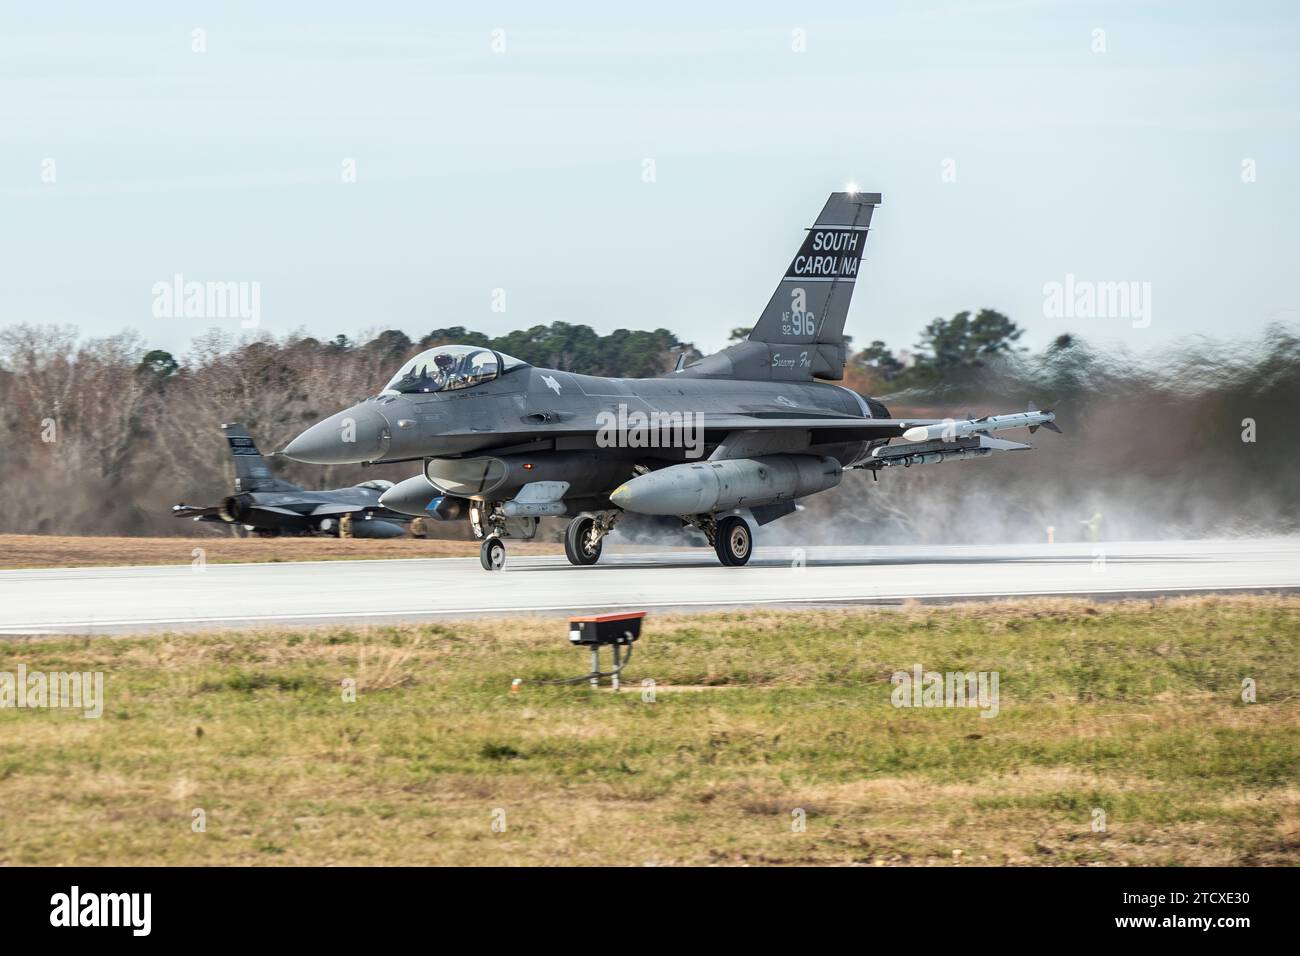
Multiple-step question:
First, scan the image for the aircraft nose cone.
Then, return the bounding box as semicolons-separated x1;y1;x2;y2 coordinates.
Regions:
283;405;390;464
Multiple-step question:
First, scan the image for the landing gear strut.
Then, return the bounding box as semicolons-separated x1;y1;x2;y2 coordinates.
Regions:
564;511;619;567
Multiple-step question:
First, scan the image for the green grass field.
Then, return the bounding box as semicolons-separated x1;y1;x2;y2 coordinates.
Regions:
1;595;1296;866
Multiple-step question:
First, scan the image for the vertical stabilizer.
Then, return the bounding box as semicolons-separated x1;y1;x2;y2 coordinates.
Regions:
677;191;881;382
222;423;300;493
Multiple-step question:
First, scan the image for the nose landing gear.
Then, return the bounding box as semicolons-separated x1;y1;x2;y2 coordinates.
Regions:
473;502;538;571
480;536;507;570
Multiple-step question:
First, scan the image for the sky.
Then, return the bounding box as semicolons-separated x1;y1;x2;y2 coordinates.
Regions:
2;0;1297;361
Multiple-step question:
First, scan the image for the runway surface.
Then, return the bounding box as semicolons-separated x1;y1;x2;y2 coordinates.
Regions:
0;537;1296;635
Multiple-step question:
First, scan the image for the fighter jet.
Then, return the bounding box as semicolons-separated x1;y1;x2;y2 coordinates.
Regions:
282;191;1059;569
173;423;411;538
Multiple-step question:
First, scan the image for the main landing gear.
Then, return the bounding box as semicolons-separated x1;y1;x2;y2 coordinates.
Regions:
713;515;753;567
680;513;754;567
564;511;620;567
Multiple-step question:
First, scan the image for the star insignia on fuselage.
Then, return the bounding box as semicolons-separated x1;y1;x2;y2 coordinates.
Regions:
542;374;562;395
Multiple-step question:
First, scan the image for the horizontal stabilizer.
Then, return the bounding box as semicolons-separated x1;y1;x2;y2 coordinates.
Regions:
172;503;219;519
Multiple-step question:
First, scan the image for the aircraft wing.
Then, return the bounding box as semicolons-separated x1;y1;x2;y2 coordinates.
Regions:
457;414;947;448
698;413;940;442
705;409;1057;461
524;410;1051;443
699;407;1057;444
375;409;1058;464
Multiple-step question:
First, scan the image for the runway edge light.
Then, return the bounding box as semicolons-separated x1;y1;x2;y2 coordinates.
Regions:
570;611;646;691
568;610;645;647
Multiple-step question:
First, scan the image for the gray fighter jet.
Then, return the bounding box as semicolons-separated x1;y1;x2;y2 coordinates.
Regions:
282;191;1058;569
173;423;410;538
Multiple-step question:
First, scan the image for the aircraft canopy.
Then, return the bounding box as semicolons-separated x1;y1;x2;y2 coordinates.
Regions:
382;345;528;395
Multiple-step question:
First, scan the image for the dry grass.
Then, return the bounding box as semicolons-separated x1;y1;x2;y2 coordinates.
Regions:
0;533;559;569
0;594;1296;866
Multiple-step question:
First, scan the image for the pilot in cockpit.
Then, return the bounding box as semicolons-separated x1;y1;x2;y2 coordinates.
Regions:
433;351;457;388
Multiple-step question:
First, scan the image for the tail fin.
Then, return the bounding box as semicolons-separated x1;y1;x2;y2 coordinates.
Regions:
679;191;880;382
222;423;300;493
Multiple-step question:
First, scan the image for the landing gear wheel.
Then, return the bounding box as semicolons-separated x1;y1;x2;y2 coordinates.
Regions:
480;536;506;571
714;516;752;567
564;515;603;566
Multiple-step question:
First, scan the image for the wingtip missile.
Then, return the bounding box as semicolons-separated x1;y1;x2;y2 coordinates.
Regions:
1028;405;1062;435
902;408;1058;443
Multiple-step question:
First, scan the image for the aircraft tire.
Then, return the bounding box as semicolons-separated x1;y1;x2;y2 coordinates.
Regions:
480;536;506;571
714;515;752;567
564;516;603;566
